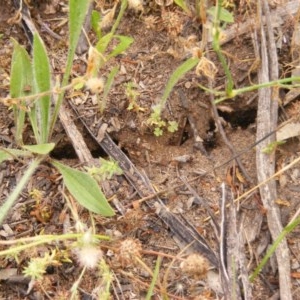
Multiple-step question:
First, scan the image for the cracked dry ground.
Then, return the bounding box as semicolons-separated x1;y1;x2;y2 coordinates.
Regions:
1;1;300;299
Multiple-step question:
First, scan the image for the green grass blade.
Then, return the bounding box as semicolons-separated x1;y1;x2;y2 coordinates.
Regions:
145;256;162;300
250;216;300;281
111;0;127;36
160;57;199;108
0;157;42;225
32;33;51;143
52;160;115;216
10;39;34;145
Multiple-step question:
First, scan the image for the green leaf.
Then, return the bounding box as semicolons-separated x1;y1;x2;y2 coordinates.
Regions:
32;33;51;143
107;35;134;59
0;149;32;164
0;157;42;225
91;10;101;39
160;57;199;108
96;33;113;54
22;143;55;155
69;0;91;55
174;0;190;13
207;6;234;23
10;39;33;145
262;140;286;154
73;80;85;90
10;40;32;98
95;0;129;56
154;127;163;137
52;161;115;216
167;121;178;133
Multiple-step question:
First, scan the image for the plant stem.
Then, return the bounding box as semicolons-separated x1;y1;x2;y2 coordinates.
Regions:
250;216;300;281
0;233;110;256
212;0;234;96
146;256;162;300
0;156;43;225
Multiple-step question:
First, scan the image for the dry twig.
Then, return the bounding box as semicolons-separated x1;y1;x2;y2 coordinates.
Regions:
254;1;292;299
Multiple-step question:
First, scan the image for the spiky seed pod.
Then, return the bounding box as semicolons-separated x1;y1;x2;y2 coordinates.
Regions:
180;254;208;279
128;0;144;12
85;77;104;94
117;238;142;267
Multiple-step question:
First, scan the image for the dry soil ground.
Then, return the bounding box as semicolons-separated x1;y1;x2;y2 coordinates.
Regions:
0;0;300;299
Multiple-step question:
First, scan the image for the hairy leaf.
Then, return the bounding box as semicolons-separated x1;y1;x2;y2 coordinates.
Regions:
69;0;91;55
22;143;55;155
50;0;91;138
0;149;32;164
32;34;51;143
161;57;199;108
10;39;33;144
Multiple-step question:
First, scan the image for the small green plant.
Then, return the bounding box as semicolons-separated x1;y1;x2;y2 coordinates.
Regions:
167;120;179;133
125;81;145;111
23;250;61;280
262;140;286;154
96;259;114;299
147;57;198;136
86;157;123;181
